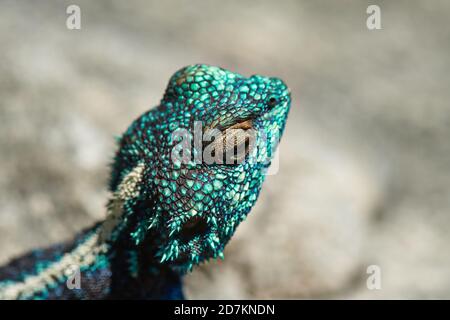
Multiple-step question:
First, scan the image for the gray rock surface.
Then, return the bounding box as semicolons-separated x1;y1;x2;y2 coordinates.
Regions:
0;0;449;298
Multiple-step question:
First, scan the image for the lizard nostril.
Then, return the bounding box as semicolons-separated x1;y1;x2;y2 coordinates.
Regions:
179;216;209;242
267;97;278;108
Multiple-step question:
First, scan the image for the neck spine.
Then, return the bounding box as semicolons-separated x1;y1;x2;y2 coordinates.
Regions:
96;163;168;277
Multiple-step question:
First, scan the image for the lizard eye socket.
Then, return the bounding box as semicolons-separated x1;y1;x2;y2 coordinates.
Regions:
267;97;278;108
223;129;253;164
202;120;255;165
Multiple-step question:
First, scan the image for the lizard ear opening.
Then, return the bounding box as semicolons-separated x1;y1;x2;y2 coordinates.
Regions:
179;216;209;243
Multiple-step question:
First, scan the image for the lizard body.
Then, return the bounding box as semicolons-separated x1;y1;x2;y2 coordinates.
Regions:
0;64;291;299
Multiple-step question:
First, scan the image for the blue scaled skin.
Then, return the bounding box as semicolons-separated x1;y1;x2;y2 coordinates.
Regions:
0;64;291;299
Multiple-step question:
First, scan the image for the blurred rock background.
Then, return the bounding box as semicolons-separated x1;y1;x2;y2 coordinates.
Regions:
0;0;449;299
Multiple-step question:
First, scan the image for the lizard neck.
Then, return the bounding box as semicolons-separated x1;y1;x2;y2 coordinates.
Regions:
98;211;183;299
93;161;183;298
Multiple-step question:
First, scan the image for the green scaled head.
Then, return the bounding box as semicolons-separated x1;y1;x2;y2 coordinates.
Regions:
109;64;291;273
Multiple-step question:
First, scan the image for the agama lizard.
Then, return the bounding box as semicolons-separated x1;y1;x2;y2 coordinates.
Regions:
0;64;291;299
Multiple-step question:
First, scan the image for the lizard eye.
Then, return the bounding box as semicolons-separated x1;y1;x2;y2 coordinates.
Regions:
202;120;255;165
267;97;278;108
223;129;253;164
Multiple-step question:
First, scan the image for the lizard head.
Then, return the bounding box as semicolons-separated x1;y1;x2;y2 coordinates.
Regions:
109;64;291;274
